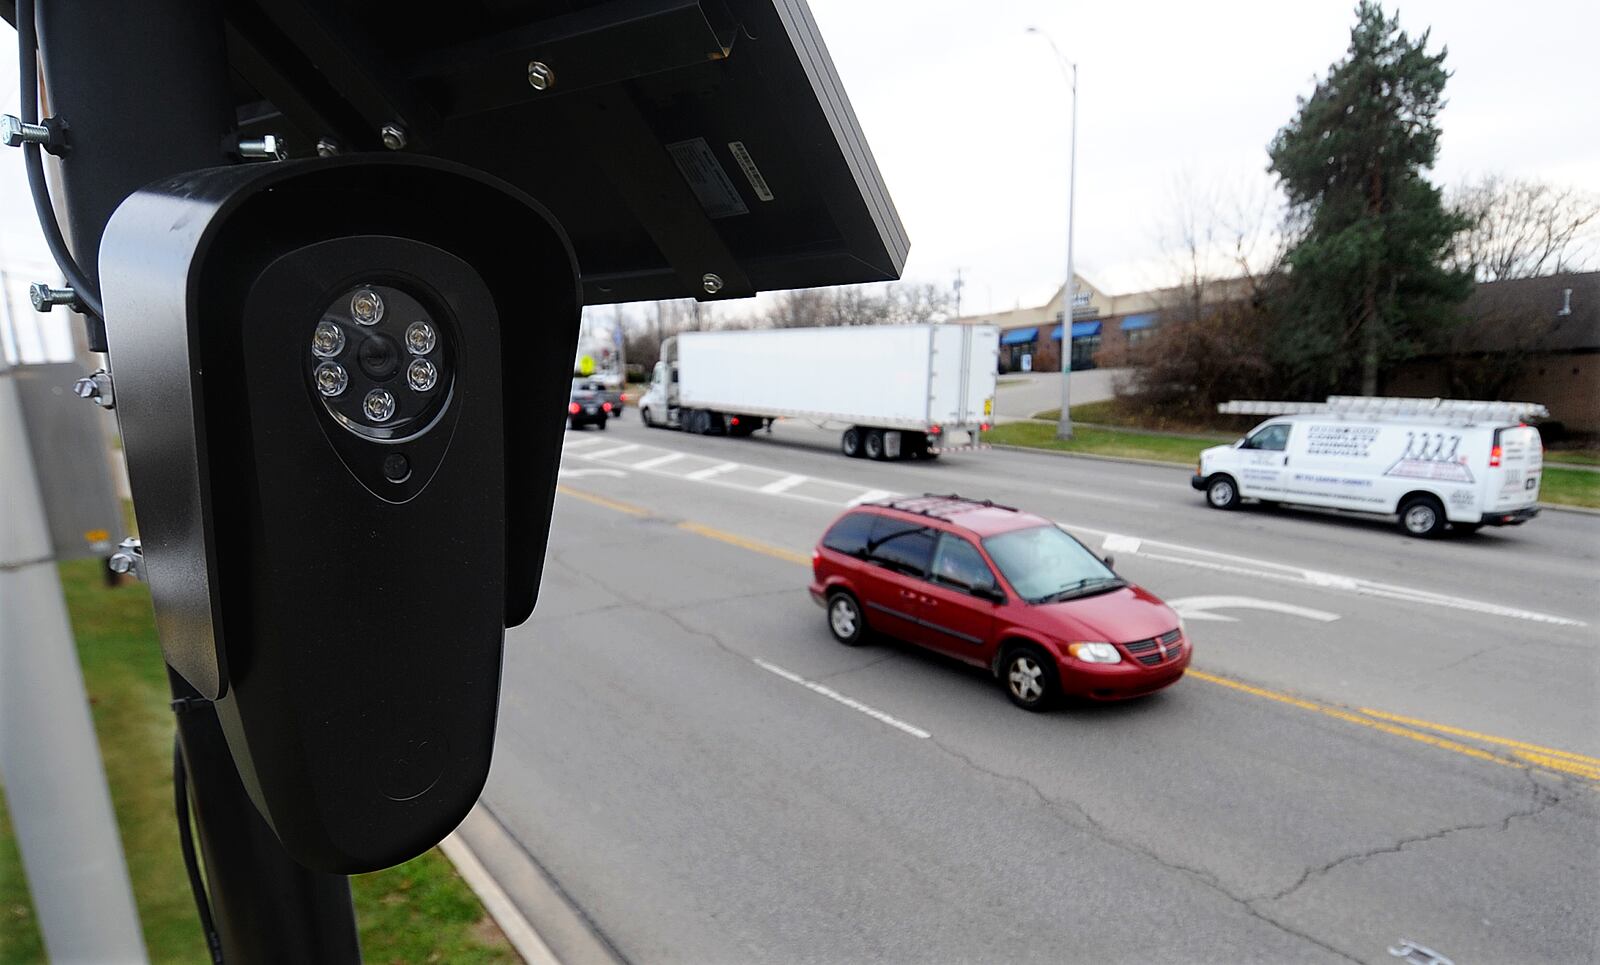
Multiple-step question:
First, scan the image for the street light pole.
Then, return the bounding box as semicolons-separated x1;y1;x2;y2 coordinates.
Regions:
1027;27;1078;440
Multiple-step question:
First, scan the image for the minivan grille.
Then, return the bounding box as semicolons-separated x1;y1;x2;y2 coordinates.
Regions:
1124;628;1183;665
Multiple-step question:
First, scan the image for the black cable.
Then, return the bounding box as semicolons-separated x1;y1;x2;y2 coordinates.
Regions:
174;736;226;965
16;0;104;320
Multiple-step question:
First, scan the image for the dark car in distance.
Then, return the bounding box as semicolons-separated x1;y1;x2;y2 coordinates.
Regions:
809;495;1189;710
568;379;611;430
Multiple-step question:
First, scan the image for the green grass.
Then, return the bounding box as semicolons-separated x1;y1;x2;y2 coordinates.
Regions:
0;559;514;964
1541;467;1600;509
1545;449;1600;468
1030;399;1123;424
985;420;1211;465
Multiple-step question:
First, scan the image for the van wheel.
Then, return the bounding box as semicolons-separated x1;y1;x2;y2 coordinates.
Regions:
1002;645;1058;712
826;591;867;646
864;429;886;460
1205;475;1240;510
1399;496;1446;538
841;427;863;457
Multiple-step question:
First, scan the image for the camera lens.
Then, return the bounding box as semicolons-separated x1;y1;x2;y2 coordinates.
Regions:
357;333;402;381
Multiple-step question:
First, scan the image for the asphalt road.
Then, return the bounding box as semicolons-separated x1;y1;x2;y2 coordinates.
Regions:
478;415;1600;964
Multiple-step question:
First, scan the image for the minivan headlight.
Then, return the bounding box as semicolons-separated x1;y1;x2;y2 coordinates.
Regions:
1067;642;1122;664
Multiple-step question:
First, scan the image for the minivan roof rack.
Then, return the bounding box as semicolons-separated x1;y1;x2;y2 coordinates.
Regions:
1218;396;1549;424
875;493;1019;518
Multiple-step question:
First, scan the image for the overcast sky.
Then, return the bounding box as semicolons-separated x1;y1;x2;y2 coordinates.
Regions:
3;0;1596;325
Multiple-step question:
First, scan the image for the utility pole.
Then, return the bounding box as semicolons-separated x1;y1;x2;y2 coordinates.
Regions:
0;320;146;963
953;267;964;319
1027;26;1079;440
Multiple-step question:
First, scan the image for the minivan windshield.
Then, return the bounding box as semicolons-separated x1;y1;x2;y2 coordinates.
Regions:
981;525;1122;604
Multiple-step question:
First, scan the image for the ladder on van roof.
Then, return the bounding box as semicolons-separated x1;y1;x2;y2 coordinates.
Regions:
1217;396;1550;424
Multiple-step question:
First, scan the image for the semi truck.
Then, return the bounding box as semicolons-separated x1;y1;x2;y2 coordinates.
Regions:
639;324;999;459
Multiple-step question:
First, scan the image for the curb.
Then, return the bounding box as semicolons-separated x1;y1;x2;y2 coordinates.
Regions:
441;805;625;965
987;443;1600;515
440;828;558;965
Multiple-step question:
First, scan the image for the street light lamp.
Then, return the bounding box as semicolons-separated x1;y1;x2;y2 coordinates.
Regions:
1026;25;1079;441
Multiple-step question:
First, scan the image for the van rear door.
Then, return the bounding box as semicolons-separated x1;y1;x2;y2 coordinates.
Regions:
1485;425;1542;511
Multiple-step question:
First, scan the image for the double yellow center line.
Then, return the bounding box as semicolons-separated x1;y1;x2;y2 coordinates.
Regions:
554;484;1600;785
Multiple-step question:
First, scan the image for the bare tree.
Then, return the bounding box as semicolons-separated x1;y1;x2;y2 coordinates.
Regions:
1450;175;1600;281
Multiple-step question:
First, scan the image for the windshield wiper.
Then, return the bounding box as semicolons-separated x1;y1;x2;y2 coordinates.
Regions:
1032;577;1125;604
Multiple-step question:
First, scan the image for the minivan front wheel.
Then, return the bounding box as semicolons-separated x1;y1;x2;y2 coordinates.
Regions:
1399;495;1446;538
1205;475;1240;510
1003;646;1058;712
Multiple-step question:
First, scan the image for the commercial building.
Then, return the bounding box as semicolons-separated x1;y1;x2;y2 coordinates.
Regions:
954;274;1249;372
1388;271;1598;434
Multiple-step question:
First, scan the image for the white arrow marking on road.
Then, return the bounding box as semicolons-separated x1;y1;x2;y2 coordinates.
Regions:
558;468;627;479
1169;595;1341;624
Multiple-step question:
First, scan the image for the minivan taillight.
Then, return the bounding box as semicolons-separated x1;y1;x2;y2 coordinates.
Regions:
1489;445;1502;467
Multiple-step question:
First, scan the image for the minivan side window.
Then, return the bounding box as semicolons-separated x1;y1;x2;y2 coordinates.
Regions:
1246;424;1291;451
821;512;874;556
930;534;1000;596
866;517;936;576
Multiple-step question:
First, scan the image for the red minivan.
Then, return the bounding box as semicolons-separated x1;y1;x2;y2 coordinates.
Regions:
808;495;1189;711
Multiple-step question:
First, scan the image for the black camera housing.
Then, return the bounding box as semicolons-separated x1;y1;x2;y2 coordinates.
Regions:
101;157;579;872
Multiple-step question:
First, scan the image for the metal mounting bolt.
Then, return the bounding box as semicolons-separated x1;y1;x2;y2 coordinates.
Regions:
108;537;144;581
702;273;724;294
73;368;115;409
1;114;51;147
236;134;287;160
380;124;408;150
29;283;77;312
527;61;555;90
316;137;341;158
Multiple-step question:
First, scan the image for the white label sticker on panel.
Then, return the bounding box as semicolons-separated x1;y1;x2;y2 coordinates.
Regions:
727;140;775;202
665;138;749;219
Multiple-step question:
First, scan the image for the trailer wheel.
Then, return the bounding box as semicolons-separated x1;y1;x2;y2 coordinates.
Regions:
864;429;886;460
841;427;864;458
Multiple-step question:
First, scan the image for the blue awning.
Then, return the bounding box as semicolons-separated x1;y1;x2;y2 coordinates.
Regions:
1120;313;1158;331
1049;321;1103;339
1000;327;1039;345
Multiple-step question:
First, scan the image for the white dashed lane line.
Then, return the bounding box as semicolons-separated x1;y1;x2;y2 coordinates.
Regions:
751;658;932;740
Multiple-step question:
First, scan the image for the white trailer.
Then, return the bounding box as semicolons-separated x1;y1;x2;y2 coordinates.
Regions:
638;324;999;459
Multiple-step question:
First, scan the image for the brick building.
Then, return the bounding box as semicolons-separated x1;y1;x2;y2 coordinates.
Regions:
955;275;1250;373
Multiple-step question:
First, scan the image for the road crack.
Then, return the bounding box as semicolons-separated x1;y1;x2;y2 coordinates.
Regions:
925;735;1363;963
1254;770;1564;906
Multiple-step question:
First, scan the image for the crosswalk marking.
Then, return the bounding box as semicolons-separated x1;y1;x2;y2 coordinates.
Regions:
629;452;687;471
759;474;809;494
686;462;741;481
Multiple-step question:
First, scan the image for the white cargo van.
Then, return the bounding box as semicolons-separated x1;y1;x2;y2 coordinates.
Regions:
1192;397;1546;537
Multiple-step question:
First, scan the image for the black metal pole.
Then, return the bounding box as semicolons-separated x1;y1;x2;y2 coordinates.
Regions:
172;672;362;963
31;1;362;959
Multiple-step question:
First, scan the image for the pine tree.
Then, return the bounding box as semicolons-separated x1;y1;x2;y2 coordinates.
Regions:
1268;1;1472;396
